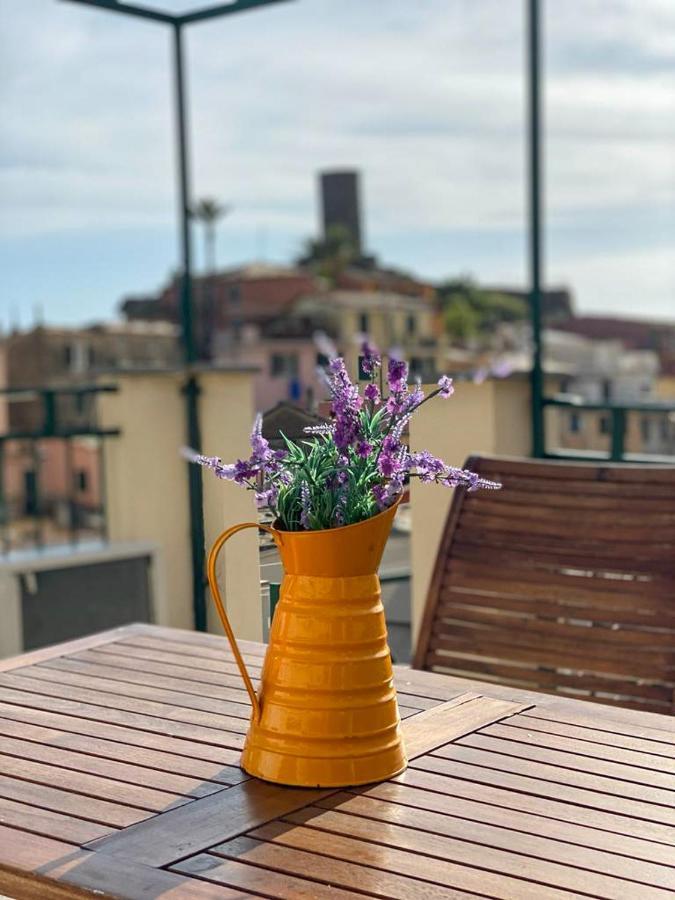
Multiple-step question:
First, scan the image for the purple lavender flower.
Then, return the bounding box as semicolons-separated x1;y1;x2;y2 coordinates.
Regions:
255;485;279;509
355;440;373;459
364;382;380;404
378;452;401;478
303;423;334;436
372;478;403;510
333;490;348;526
410;450;446;483
437;375;454;398
360;339;381;377
387;358;408;393
442;467;501;492
181;448;238;481
300;481;311;529
327;357;363;451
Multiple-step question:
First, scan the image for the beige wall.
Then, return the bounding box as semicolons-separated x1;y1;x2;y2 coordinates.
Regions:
98;369;261;640
409;376;531;649
199;371;262;641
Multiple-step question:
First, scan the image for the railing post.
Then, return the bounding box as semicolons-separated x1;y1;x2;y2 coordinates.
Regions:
527;0;545;458
610;408;626;462
43;389;56;437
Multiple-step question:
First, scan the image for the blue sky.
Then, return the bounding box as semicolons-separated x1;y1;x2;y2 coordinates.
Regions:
1;0;674;326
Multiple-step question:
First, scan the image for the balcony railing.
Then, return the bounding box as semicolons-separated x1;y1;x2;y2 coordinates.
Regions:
0;385;120;552
543;396;675;463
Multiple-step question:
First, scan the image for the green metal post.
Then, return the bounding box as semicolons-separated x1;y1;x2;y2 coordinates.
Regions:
527;0;545;457
43;389;57;437
173;22;207;631
269;582;280;624
610;408;626;462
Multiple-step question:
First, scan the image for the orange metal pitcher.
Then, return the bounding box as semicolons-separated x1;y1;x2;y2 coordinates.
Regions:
207;500;407;788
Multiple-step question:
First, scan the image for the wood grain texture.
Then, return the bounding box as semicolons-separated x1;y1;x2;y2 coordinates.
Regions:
403;693;530;758
0;825;250;899
86;778;329;867
0;624;142;674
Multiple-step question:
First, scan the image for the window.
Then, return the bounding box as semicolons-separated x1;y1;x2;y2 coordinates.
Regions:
74;470;88;493
62;345;73;369
316;352;330;368
660;417;670;441
410;357;435;381
406;314;416;336
569;412;581;434
599;416;610;435
641;417;651;443
358;313;369;334
270;353;298;378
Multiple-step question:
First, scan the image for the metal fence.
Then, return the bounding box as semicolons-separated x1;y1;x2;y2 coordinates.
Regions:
0;385;119;553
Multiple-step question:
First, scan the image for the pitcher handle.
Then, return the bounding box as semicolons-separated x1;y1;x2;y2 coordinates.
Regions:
207;521;278;725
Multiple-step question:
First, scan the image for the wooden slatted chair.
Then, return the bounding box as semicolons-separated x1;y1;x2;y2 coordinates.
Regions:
413;456;675;714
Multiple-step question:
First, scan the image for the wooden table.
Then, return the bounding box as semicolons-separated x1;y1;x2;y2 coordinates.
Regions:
1;623;674;899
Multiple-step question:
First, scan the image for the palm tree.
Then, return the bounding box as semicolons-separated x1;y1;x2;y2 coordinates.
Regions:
191;198;230;275
190;198;230;357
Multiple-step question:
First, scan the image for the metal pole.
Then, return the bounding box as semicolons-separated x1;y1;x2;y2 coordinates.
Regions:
173;22;207;631
527;0;545;457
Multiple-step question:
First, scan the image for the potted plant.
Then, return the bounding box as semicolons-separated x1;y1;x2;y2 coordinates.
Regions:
188;343;499;787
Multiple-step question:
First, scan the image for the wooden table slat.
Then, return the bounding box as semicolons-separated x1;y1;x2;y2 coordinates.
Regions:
273;807;675;898
0;703;244;767
403;694;531;758
347;783;675;868
0;735;224;799
308;794;675;891
431;742;675;810
486;717;675;772
0;774;150;829
204;835;481;900
211;829;587;900
0;672;252;733
462;728;675;789
174;853;372;900
0;687;247;750
0;796;113;846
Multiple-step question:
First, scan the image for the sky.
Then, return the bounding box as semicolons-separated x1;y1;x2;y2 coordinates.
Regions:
1;0;674;326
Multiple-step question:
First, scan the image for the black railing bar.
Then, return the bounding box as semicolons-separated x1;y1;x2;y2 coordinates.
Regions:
543;397;675;414
0;429;121;442
178;0;293;26
545;449;675;466
59;0;173;25
0;384;118;398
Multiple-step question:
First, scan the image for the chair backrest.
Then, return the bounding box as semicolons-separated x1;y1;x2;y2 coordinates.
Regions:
413;456;675;714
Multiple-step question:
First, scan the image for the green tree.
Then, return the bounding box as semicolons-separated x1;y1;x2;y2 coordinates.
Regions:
299;224;357;283
443;297;480;342
438;278;528;340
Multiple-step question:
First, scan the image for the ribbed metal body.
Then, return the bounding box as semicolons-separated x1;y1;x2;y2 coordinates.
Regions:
242;570;406;786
